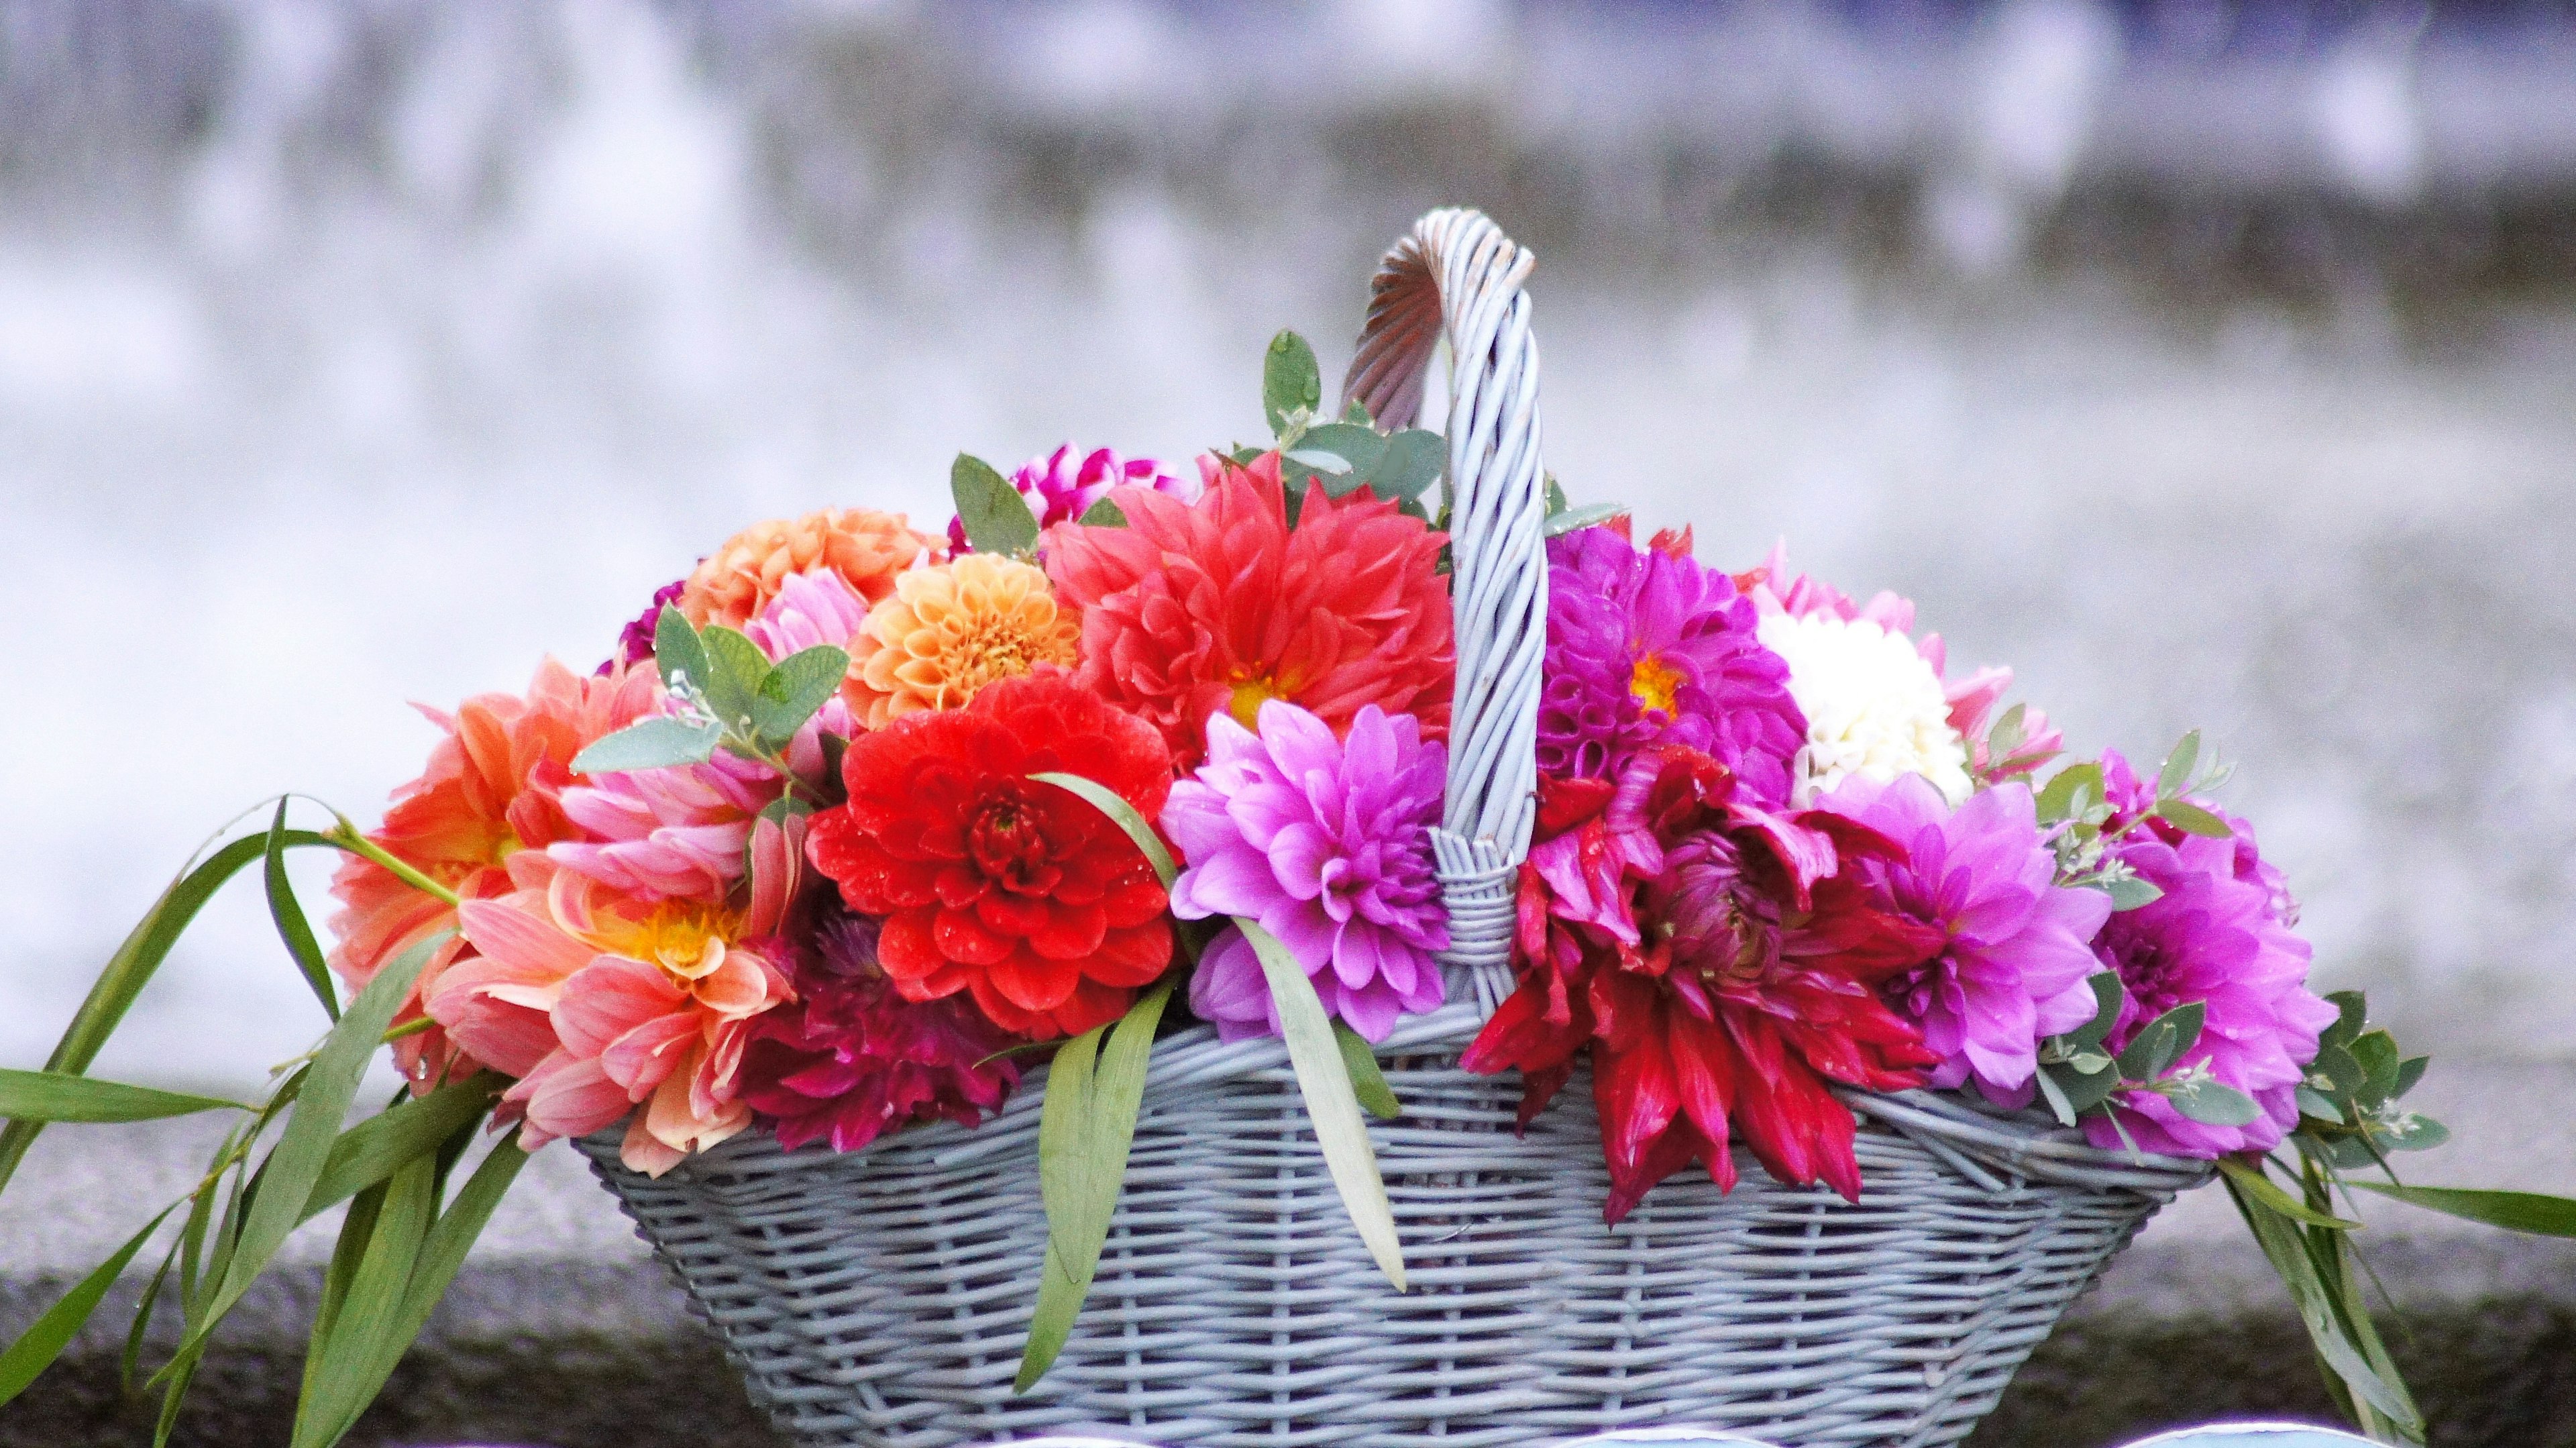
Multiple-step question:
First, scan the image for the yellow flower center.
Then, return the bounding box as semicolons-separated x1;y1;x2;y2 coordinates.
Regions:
1228;672;1287;729
592;901;741;982
1629;652;1684;716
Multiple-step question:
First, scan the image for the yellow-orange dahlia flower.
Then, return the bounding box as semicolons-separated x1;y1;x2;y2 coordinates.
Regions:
847;553;1081;727
679;507;939;631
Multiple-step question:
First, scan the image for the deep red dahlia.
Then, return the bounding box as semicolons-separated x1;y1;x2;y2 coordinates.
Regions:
1462;747;1941;1221
740;913;1020;1153
804;670;1175;1039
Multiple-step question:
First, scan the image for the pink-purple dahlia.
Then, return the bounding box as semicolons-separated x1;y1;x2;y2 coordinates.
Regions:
1538;526;1806;807
1168;701;1448;1041
2084;756;2334;1157
948;443;1195;554
1819;772;2111;1104
738;912;1021;1153
605;578;688;673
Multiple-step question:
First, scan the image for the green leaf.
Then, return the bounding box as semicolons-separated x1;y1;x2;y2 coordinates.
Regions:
291;1152;435;1448
265;802;338;1022
0;1204;175;1406
1018;984;1172;1394
568;716;720;776
2068;973;2125;1051
2104;875;2163;911
2033;1064;2078;1127
1076;495;1126;527
1283;447;1354;476
2393;1054;2430;1098
2322;990;2368;1049
1987;702;2029;761
0;827;334;1204
2345;1182;2576;1237
299;1074;499;1225
2155;798;2237;838
1028;772;1175;886
2374;1111;2449;1153
2046;1058;2122;1117
1235;919;1406;1291
1544;503;1627;537
1263;329;1322;437
1334;1024;1401;1120
2216;1156;2364;1229
2314;1040;2366;1098
2165;1078;2263;1127
751;644;850;747
301;1178;384;1412
0;1070;248;1123
183;932;442;1359
2034;762;2104;823
1368;429;1446;501
2297;1086;2344;1121
698;626;770;729
2350;1029;2400;1106
1544;474;1569;516
2157;729;2202;796
1342;398;1373;425
952;453;1040;557
651;606;709;698
2115;1000;2206;1082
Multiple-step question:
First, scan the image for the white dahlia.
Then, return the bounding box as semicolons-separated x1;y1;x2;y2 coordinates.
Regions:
1754;611;1972;807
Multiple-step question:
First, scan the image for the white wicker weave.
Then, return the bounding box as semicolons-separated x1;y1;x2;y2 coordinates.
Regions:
581;209;2212;1448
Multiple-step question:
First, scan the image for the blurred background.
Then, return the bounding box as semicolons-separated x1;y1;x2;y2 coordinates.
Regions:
4;0;2574;1094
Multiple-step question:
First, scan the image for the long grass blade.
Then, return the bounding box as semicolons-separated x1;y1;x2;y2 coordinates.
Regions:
0;1071;250;1123
2345;1182;2576;1236
298;1074;497;1224
266;801;339;1021
290;1153;435;1448
0;1204;176;1405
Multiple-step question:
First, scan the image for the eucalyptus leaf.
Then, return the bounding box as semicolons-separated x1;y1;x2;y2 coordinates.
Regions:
2068;973;2125;1052
2314;1040;2365;1098
2157;730;2202;796
2048;1058;2122;1117
2033;1064;2078;1127
1236;920;1406;1291
2393;1054;2429;1099
2350;1030;2400;1106
2165;1077;2263;1127
751;645;850;747
2115;1000;2206;1082
1262;329;1322;437
1077;495;1126;527
2373;1112;2449;1153
0;1204;174;1406
2345;1182;2576;1237
1334;1024;1402;1121
2103;875;2163;911
1544;474;1569;516
698;626;771;729
952;452;1039;557
1283;447;1356;476
569;716;721;776
1342;398;1373;425
1368;429;1446;501
651;606;710;700
0;1070;248;1123
2155;798;2236;839
265;801;338;1021
2296;1086;2344;1122
2034;763;2104;823
2322;990;2368;1049
1544;503;1627;537
1028;772;1176;886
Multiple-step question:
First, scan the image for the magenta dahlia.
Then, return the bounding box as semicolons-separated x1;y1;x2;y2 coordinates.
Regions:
1538;526;1806;806
1819;772;2111;1105
739;912;1021;1153
1168;701;1448;1041
2084;762;2334;1157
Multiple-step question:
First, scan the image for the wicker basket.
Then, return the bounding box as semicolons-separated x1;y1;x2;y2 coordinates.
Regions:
582;209;2212;1448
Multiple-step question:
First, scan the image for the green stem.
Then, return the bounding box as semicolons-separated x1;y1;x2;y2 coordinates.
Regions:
322;823;460;908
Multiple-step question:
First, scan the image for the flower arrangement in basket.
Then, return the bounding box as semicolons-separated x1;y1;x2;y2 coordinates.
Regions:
2;210;2569;1448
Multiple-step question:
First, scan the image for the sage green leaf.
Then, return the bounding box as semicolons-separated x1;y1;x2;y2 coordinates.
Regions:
2103;875;2163;911
569;716;720;777
2068;973;2125;1051
0;1204;174;1406
1368;429;1446;500
1076;495;1126;527
2314;1039;2365;1098
2216;1156;2363;1230
299;1074;498;1224
1236;919;1406;1291
1028;772;1175;886
301;1178;384;1412
2033;762;2104;823
2166;1078;2263;1127
2392;1054;2429;1098
2321;990;2367;1049
2345;1182;2576;1237
1018;984;1171;1393
1342;397;1373;425
1544;503;1626;537
1544;474;1569;516
0;1070;248;1123
751;644;851;747
2374;1112;2449;1153
2157;729;2202;796
2155;798;2236;838
2116;1000;2206;1082
2351;1029;2400;1105
291;1152;435;1448
2047;1058;2121;1117
1284;446;1355;476
651;605;710;696
953;452;1039;556
1263;329;1322;437
1334;1023;1401;1120
2033;1064;2078;1127
266;801;338;1021
184;932;441;1358
0;827;333;1203
698;626;771;730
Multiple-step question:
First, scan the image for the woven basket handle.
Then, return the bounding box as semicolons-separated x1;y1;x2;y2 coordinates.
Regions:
1343;208;1547;1017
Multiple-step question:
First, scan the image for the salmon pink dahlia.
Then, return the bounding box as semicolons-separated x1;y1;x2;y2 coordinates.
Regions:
680;507;939;631
805;670;1176;1039
1044;450;1452;770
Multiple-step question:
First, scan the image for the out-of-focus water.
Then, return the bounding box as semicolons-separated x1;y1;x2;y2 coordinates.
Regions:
3;0;2573;1090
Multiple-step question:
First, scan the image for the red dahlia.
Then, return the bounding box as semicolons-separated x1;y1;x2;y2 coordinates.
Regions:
805;670;1175;1038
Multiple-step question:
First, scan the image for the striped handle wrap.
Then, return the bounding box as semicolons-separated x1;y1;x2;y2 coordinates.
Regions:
1342;208;1546;1016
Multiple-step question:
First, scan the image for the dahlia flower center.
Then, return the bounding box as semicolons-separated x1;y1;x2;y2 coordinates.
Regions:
968;788;1056;890
2098;921;2183;1021
596;903;740;984
1629;652;1684;717
1226;671;1287;729
945;615;1042;693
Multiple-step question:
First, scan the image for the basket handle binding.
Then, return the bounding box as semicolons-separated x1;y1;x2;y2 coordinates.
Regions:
1342;208;1548;1019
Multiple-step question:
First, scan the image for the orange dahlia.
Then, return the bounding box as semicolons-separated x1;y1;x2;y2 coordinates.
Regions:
678;507;941;631
846;552;1081;727
327;658;659;1086
1044;451;1453;770
805;670;1175;1039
